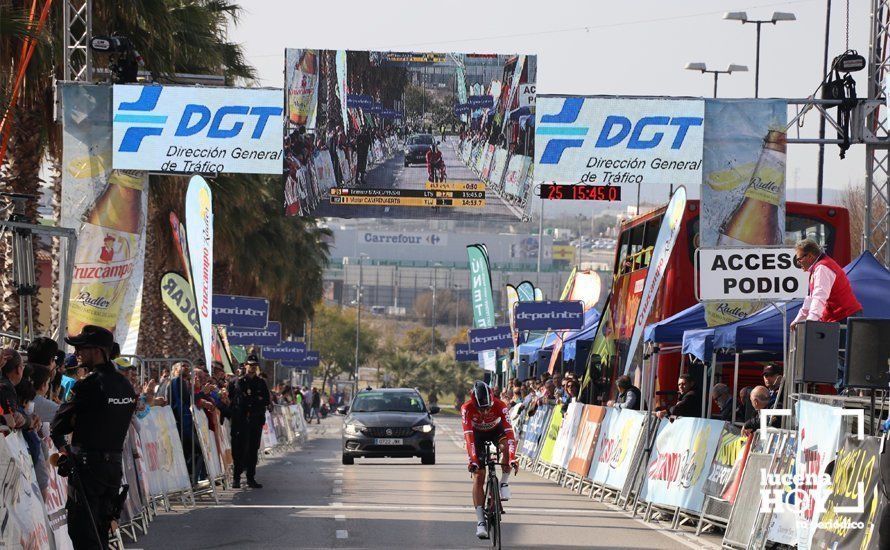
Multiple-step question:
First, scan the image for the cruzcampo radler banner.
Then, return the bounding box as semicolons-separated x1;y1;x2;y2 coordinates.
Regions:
61;83;149;354
467;244;496;371
186;175;214;369
701;100;787;326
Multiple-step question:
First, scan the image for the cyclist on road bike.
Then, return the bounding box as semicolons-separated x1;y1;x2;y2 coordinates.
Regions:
461;381;517;539
425;142;445;182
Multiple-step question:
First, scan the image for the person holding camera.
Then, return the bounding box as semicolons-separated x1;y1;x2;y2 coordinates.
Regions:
50;325;137;549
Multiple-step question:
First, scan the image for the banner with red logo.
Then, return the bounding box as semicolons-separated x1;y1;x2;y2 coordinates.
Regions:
566;405;610;477
185;175;214;369
639;417;724;513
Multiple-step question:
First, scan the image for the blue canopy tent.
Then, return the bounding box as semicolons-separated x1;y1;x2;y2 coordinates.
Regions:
516;309;601;379
643;303;707;346
561;310;602;375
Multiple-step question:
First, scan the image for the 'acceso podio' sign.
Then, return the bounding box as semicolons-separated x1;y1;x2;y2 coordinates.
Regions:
112;85;283;175
696;247;808;302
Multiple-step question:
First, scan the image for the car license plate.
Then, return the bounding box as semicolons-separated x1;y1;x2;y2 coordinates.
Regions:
374;438;403;445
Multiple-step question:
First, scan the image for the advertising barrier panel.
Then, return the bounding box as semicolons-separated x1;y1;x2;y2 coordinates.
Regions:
137;406;192;496
226;321;282;346
212;295;269;328
535;96;704;187
519;405;552;460
192;407;223;481
566;405;610;477
795;399;845;545
514;300;584;331
112;85;283;174
261;412;279;450
812;435;886;549
697;247;807;302
38;429;74;550
589;408;647;489
0;432;53;549
639;417;724;514
538;405;565;465
702;423;750;503
551;402;584;469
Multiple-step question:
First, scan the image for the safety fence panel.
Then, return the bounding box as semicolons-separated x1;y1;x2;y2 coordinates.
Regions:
551;402;583;469
192;407;223;482
639;417;723;514
537;405;564;466
702;423;750;503
136;406;191;496
566;405;610;478
588;408;647;490
311;151;338;194
518;404;552;461
261;411;279;450
0;431;54;548
489;148;509;189
503;154;531;198
39;427;74;550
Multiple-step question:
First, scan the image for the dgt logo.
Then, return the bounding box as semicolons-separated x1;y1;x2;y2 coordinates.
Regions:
114;85;283;153
538;97;703;164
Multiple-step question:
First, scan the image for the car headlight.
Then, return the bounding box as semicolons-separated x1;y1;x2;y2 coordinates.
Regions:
344;422;364;436
412;423;434;434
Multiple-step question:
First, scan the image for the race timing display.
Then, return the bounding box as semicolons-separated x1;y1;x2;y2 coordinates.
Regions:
330;187;485;208
539;184;621;201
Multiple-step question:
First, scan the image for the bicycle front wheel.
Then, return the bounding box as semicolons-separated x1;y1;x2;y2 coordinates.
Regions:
486;475;502;549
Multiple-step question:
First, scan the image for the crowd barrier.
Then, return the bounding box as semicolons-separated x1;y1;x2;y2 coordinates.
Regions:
515;396;889;549
0;403;309;549
458;139;533;209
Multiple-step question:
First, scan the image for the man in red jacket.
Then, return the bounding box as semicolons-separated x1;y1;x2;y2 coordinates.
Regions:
791;238;862;387
791;239;862;326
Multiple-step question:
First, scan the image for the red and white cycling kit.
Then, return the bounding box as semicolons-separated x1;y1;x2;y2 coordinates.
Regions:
460;397;516;468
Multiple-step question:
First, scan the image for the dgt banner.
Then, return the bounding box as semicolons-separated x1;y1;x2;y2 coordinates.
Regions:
697;247;808;301
535;96;704;186
468;326;513;352
226;321;281;346
212;295;269;328
514;300;584;331
112;85;283;174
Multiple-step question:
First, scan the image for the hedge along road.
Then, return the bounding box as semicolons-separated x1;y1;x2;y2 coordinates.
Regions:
128;415;723;549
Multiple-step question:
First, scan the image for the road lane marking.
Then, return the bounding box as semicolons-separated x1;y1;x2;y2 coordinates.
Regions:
334;479;343;484
335;515;346;521
332;488;342;495
210;503;629;516
335;530;348;539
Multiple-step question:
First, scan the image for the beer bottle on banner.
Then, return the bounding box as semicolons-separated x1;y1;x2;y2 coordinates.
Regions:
716;129;786;246
68;170;144;337
288;50;318;125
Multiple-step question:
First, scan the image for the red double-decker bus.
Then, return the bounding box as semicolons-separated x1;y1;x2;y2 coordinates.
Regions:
603;200;851;399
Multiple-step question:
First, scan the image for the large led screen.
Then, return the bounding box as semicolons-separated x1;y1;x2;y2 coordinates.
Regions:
284;49;537;221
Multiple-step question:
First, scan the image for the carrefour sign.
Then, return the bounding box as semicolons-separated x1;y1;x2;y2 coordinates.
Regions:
361;231;447;246
535;96;703;186
112;85;283;174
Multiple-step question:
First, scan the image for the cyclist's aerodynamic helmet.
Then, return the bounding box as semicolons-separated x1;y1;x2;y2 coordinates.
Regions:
472;380;493;409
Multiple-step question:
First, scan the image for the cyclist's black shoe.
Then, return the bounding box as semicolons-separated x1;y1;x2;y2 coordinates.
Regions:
476;521;489;539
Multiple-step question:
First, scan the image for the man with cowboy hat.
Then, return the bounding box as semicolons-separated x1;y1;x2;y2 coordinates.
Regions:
227;354;270;489
51;325;137;549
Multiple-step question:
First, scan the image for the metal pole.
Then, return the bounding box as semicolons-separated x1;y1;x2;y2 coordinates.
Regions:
732;353;740;425
537;194;544;284
431;284;437;354
816;0;832;204
713;72;719;98
354;258;363;386
755;22;762;98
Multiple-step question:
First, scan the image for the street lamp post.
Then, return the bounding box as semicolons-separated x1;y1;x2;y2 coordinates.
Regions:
429;284;437;354
354;253;368;387
684;63;749;98
723;11;796;98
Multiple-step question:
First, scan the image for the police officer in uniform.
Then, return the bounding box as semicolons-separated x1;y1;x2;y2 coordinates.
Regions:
51;325;137;549
228;354;270;488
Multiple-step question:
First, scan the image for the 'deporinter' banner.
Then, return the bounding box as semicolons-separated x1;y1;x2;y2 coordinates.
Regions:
61;83;148;354
701;100;787;327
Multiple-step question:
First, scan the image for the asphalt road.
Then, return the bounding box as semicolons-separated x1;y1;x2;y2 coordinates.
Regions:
127;415;722;549
311;139;526;221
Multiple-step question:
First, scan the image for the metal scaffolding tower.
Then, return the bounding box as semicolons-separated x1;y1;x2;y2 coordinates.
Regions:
866;0;890;266
62;0;92;82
